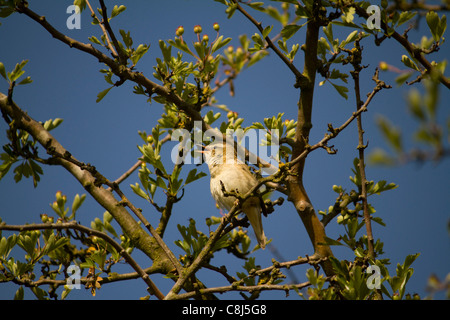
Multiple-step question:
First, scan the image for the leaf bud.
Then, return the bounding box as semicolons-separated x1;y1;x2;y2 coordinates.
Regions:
193;25;202;34
176;26;184;37
41;213;49;223
379;61;389;71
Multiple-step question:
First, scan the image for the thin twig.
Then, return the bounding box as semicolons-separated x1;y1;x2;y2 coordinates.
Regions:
85;0;118;58
98;0;128;64
170;277;333;300
348;36;375;259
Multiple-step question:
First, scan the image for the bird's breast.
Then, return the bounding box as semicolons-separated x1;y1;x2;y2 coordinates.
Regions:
210;164;258;211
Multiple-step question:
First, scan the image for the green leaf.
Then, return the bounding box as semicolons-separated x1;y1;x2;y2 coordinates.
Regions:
426;11;440;41
376;116;403;153
131;44;150;66
71;194;86;218
155;176;167;190
110;5;126;18
247;2;265;11
14;286;24;300
96;86;113;103
204;110;221;125
323;23;334;45
328;256;348;277
0;62;6;79
89;36;102;45
294;4;310;19
90;251;106;269
287;44;300;61
341;7;356;24
0;6;15;18
120;29;133;49
185;168;207;185
372;217;386;227
404;253;420;270
277;39;288;53
17;76;32;85
30;286;49;300
212;36;232;53
341;30;359;47
322;236;345;246
265;6;283;24
73;0;87;12
281;24;301;40
247;50;268;67
131;183;149;200
437;15;447;40
17;234;37;257
168;38;191;55
104;221;118;238
43;118;64;131
159;40;172;63
225;3;238;19
397;11;417;27
330;82;349;99
251;33;264;48
0;152;17;181
0;234;17;259
7;60;28;82
369;180;398;195
262;25;273;39
395;71;414;86
318;37;331;56
354;247;365;258
425;12;446;42
401;55;420;72
330;69;349;83
28;159;43;188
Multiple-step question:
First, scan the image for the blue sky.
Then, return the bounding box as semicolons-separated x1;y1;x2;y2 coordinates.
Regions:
0;0;449;300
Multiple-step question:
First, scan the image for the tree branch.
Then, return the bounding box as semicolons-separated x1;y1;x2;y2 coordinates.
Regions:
347;36;375;259
0;92;176;275
169;279;323;300
0;221;165;300
353;5;450;89
14;2;209;131
164;199;241;299
98;0;129;64
45;146;182;275
85;0;119;59
232;0;309;87
169;254;330;300
287;68;392;170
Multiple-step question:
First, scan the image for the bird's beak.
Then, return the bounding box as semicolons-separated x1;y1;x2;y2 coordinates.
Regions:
195;143;207;153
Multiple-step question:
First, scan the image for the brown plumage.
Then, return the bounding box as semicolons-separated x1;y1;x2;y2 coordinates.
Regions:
202;142;266;249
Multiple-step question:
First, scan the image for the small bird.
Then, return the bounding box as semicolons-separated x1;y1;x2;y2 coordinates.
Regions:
202;141;267;249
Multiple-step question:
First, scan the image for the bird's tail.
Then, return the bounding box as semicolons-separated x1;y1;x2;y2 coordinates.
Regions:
243;200;266;249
